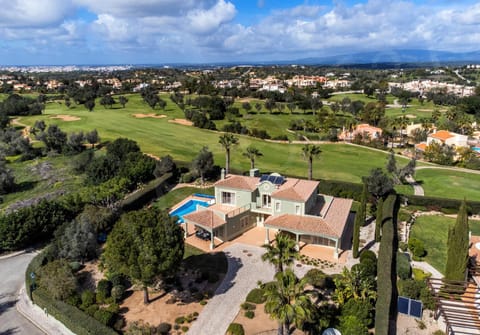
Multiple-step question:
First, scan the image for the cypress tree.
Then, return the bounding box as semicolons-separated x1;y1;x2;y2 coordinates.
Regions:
353;183;367;258
445;199;469;281
375;198;384;242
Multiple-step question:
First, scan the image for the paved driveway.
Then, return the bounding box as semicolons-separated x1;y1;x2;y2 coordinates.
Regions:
188;243;313;335
0;251;44;335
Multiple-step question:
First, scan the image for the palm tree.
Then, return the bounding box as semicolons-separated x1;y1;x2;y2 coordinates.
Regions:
262;234;298;273
301;144;321;180
264;269;315;335
243;145;263;169
218;133;239;174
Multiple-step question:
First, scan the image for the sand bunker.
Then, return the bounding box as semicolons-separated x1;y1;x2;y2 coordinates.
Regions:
49;115;81;121
405;114;417;118
132;113;167;119
417;109;433;112
168;118;193;126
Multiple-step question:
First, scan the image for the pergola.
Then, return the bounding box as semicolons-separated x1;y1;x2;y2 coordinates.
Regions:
427;276;480;335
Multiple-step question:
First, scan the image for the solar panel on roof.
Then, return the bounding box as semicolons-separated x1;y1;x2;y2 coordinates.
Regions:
260;175;269;182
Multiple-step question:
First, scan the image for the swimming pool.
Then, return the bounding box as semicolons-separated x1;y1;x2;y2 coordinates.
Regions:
473;147;480;153
170;199;210;223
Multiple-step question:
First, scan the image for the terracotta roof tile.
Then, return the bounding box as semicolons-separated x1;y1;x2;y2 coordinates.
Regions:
272;179;319;202
264;214;339;238
430;130;454;141
264;197;352;238
214;174;258;191
183;210;225;230
323;198;353;237
416;143;427;151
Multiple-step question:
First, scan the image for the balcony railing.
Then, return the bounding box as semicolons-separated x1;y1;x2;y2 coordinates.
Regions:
226;203;251;218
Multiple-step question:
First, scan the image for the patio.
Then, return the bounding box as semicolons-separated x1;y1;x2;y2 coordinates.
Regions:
182;224;348;264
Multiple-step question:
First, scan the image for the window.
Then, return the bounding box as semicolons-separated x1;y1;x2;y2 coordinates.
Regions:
262;194;272;208
240;216;249;228
221;191;235;205
275;201;281;212
295;205;301;215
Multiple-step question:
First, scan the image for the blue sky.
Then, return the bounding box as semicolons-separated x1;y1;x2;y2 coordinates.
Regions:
0;0;479;65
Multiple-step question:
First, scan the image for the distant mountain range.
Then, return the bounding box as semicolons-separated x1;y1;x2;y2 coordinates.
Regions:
289;49;480;66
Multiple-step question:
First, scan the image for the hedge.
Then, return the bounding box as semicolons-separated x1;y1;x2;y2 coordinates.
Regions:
32;288;118;335
374;194;398;335
120;173;173;211
317;179;363;201
403;194;480;214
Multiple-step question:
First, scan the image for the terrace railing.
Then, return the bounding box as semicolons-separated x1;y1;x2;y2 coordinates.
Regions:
226;203;251;218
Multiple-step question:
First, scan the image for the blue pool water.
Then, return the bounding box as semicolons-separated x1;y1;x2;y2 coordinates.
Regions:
473;147;480;153
170;199;210;223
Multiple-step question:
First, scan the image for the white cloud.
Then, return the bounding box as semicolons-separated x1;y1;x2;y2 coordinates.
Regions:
0;0;74;28
1;0;480;64
187;0;236;34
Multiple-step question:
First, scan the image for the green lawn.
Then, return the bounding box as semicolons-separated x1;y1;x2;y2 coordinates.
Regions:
17;94;413;184
154;187;214;211
415;169;480;201
410;215;480;274
10;92;479;198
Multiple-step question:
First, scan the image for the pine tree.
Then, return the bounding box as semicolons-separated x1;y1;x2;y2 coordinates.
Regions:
445;200;469;282
353;183;367;258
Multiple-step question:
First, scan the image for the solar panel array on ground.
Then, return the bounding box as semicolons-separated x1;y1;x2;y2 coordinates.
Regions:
398;296;423;318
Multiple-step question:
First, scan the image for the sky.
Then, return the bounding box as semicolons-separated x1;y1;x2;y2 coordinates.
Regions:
0;0;479;65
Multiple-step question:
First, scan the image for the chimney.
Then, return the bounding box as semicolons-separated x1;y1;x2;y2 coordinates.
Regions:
250;168;260;177
221;168;226;180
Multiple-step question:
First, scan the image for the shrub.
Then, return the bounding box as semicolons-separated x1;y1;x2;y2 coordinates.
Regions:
181;326;189;332
96;279;112;303
404;195;480;214
109;273;127;286
69;261;83;272
199;300;207;306
93;308;115;326
244;310;255;319
412;268;431;281
175;316;186;324
85;304;99;317
111;284;126;302
360;250;377;264
31;288;117;335
341;299;373;328
396;252;411;280
158;322;172;334
408;238;426;259
245;288;266;304
399;242;408;252
359;258;377;279
304;269;334;289
241;302;256;311
81;290;96;309
66;293;81;307
181;172;195;183
227;323;245;335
